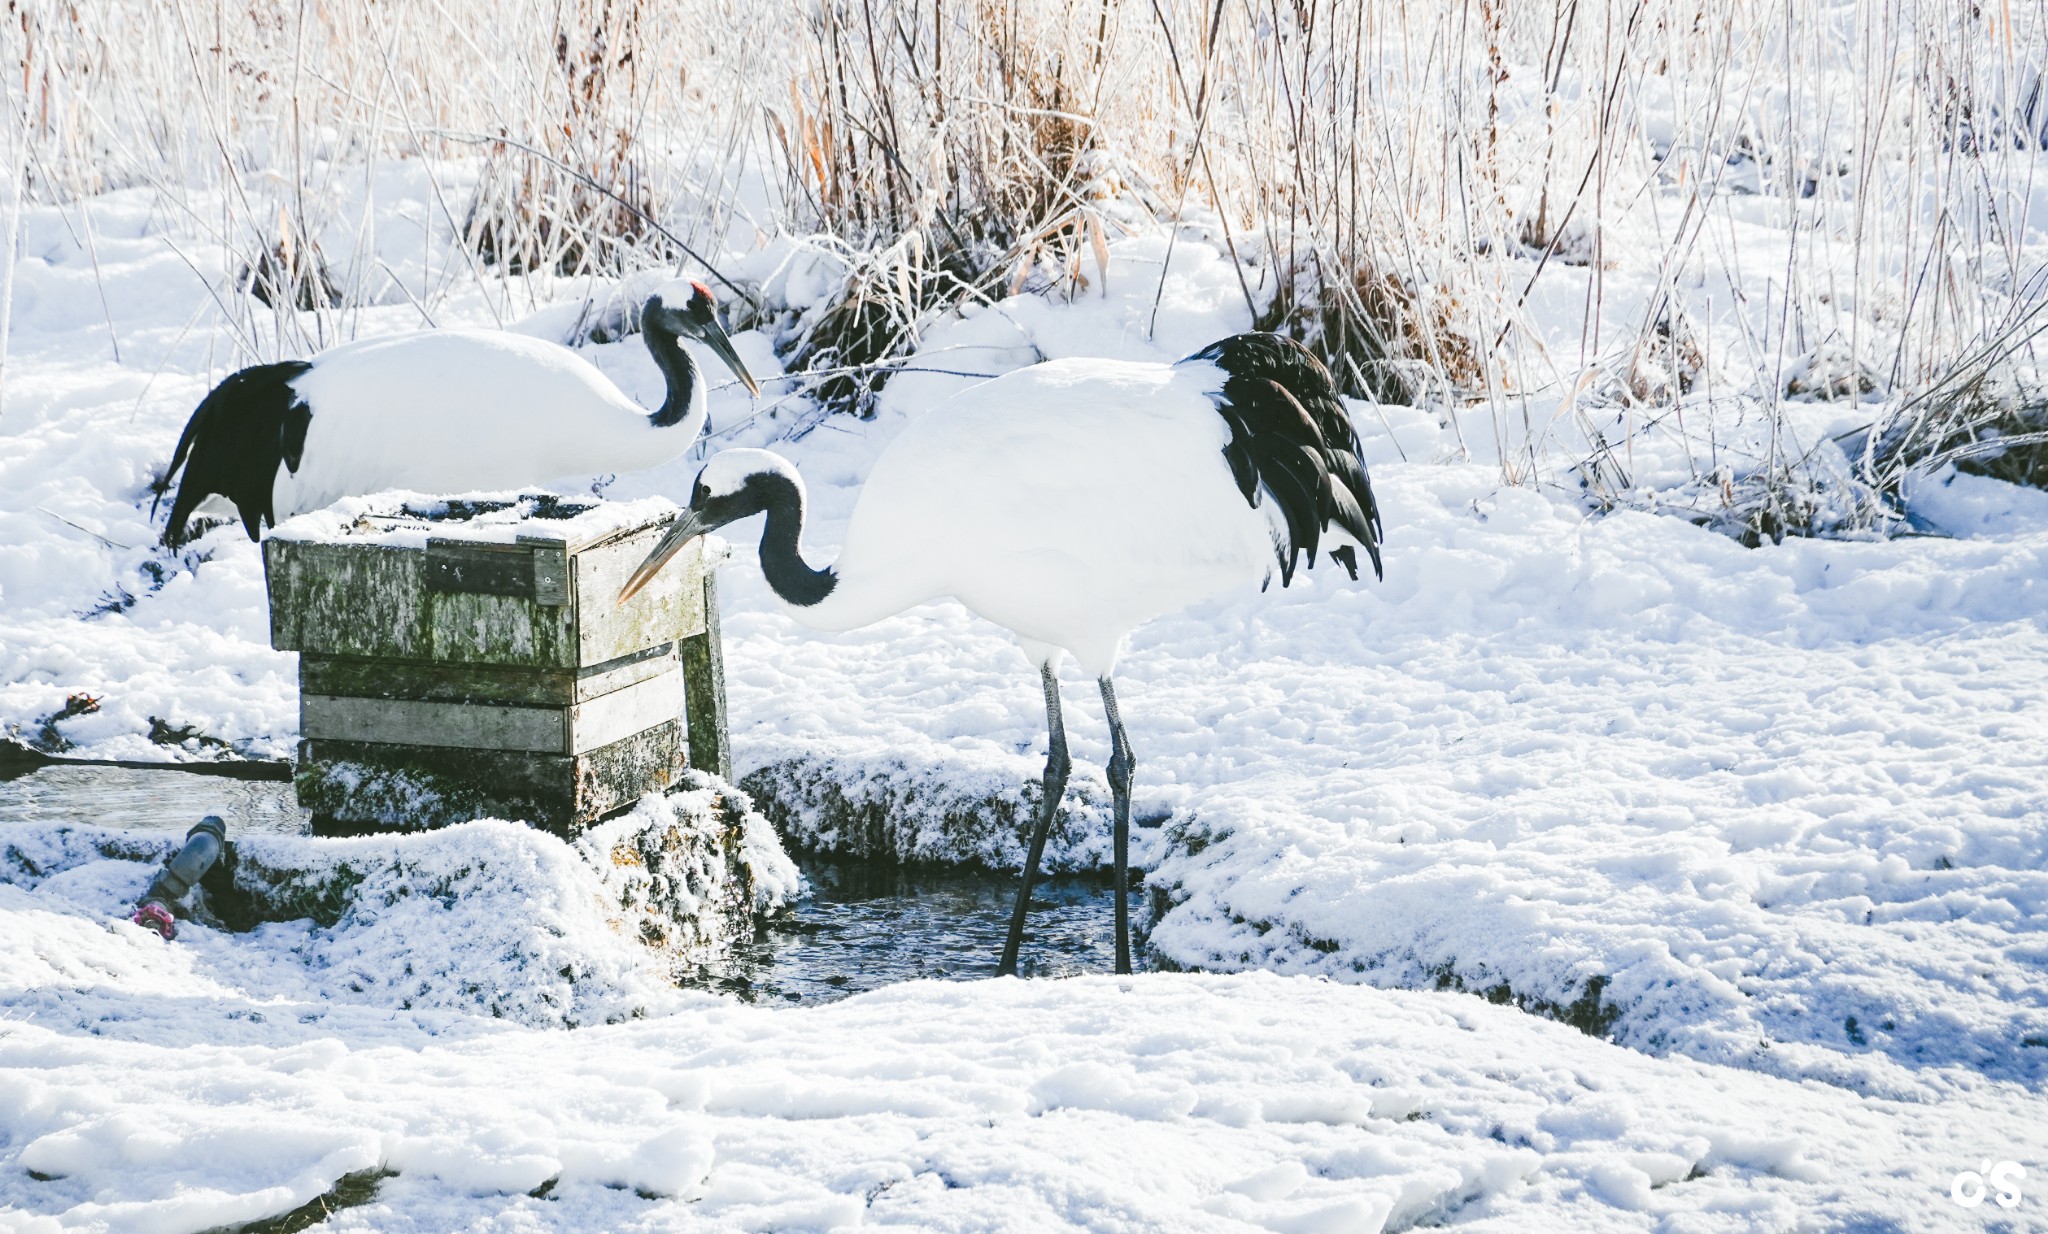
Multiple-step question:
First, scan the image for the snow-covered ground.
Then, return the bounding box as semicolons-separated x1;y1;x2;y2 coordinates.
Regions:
7;958;2041;1233
4;185;2047;1229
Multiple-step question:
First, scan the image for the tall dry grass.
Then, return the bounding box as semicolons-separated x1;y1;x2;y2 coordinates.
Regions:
8;0;2046;530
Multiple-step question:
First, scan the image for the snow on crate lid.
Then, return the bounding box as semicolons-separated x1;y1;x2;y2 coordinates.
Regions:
270;490;683;550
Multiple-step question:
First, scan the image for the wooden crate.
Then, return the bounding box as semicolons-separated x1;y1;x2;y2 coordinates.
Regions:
264;495;729;833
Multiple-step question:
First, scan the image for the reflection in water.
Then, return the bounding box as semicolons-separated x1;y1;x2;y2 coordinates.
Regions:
711;855;1126;1003
0;760;309;833
0;762;1130;1001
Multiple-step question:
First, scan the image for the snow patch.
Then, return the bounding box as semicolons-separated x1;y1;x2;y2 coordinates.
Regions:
1;774;798;1028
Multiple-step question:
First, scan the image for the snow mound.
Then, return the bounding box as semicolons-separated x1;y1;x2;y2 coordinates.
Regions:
1;774;798;1028
743;752;1115;871
2;973;2036;1233
578;772;805;960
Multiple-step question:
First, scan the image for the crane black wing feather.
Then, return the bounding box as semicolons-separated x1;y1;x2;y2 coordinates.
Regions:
156;361;314;546
1181;333;1384;583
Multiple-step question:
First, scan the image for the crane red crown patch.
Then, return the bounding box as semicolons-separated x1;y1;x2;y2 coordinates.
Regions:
689;280;714;304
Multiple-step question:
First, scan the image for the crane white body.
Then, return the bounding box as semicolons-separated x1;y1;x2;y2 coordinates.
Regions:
159;280;756;545
780;357;1283;675
270;329;687;519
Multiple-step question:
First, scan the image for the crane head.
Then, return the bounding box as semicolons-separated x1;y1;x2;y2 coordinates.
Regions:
617;450;801;606
643;282;762;397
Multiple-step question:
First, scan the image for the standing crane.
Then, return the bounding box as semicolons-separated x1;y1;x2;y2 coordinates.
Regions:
156;282;758;545
617;333;1383;976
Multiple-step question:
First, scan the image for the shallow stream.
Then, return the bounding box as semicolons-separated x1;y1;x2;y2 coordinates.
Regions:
0;760;1124;998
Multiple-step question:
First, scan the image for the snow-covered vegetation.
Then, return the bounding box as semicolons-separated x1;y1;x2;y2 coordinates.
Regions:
3;0;2046;1229
11;0;2045;526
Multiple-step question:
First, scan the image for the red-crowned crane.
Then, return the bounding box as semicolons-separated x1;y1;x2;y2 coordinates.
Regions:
156;281;758;545
616;333;1383;976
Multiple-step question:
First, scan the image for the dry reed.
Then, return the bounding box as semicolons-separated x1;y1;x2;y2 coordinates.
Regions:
7;0;2044;530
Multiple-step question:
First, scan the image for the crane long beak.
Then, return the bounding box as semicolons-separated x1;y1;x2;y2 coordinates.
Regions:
702;321;761;398
617;510;710;606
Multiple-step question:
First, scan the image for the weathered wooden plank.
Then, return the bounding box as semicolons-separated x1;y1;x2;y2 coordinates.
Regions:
268;525;698;668
300;643;678;707
296;719;687;833
531;547;570;606
570;522;707;667
266;538;581;666
681;571;732;781
424;540;536;599
268;540;432;655
565;717;690;821
302;694;566;752
301;665;683;754
569;668;685;751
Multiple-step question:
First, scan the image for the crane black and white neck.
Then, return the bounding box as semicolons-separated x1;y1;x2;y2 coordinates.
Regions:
618;332;1383;976
156;280;759;545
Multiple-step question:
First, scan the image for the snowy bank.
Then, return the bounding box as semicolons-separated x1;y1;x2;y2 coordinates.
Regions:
742;751;1118;872
1;773;799;1028
1;970;2035;1233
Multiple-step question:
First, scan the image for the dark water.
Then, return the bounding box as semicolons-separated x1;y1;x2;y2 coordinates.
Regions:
714;857;1124;1001
0;761;1124;1001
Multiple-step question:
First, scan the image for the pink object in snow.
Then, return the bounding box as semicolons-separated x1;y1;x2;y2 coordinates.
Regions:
132;902;177;940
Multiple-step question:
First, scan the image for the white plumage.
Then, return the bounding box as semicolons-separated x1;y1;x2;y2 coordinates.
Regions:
276;331;671;514
709;359;1281;673
157;280;757;544
620;332;1383;977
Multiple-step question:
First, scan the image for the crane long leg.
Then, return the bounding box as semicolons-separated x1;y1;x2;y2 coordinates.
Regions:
1099;676;1135;975
999;663;1070;977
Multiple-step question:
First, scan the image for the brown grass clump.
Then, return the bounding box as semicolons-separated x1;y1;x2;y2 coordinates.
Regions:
766;0;1120;414
461;0;664;278
1856;278;2048;499
1258;264;1484;406
241;219;341;313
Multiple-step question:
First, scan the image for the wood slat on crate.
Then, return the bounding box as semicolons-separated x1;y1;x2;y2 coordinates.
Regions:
296;720;688;830
424;540;548;602
300;642;678;707
302;666;684;755
569;522;709;667
571;669;687;750
681;573;732;781
302;695;563;752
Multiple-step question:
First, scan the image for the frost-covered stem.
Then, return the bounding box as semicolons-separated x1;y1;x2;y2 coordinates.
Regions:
0;92;26;425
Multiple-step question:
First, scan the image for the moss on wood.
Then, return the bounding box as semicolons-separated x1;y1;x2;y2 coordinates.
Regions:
296;720;687;834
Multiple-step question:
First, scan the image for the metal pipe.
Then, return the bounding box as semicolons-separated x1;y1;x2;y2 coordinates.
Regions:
132;816;227;940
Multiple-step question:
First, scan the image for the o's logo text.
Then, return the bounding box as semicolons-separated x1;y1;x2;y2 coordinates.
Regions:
1951;1161;2025;1209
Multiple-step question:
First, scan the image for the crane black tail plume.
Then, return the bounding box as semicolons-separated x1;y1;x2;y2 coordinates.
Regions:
1183;333;1384;584
157;361;314;546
